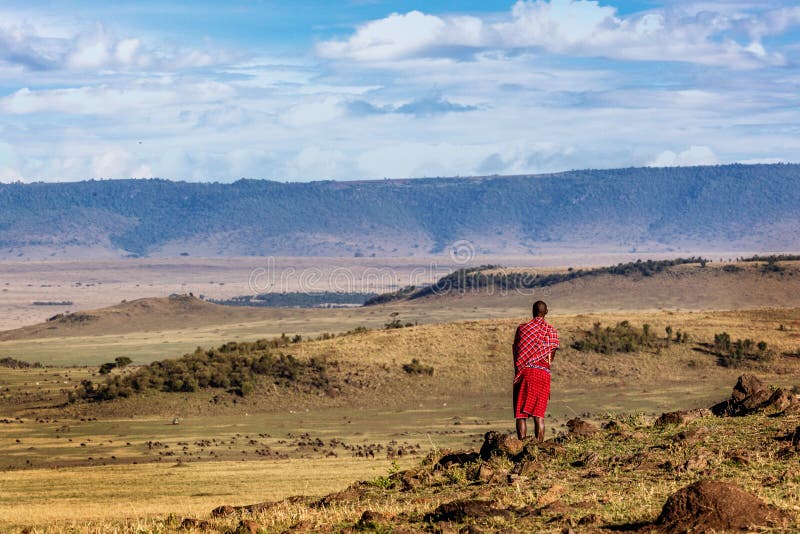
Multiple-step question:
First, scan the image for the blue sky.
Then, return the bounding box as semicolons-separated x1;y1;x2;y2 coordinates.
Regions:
1;0;799;182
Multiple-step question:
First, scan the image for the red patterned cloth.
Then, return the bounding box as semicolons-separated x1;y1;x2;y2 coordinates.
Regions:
512;317;559;419
513;317;560;382
514;368;550;418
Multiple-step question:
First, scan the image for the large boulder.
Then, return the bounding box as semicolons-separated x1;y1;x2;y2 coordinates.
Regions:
657;479;786;532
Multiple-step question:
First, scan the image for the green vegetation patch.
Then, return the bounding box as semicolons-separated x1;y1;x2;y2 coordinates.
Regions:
571;321;688;354
70;339;333;402
0;357;42;369
365;257;710;305
709;333;774;368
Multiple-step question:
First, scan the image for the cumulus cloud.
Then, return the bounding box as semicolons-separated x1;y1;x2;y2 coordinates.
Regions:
0;17;222;72
648;146;718;167
318;0;797;67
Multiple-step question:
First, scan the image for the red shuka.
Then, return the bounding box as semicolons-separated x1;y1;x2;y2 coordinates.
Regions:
512;317;559;419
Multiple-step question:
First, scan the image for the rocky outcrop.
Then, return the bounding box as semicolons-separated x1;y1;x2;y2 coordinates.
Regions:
711;374;798;416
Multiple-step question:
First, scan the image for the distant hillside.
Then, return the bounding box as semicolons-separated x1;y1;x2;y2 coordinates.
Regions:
1;164;799;258
0;294;263;341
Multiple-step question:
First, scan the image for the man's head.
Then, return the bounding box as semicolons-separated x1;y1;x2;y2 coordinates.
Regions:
532;300;548;317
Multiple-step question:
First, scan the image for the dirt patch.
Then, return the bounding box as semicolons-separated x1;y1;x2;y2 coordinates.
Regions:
657;479;786;532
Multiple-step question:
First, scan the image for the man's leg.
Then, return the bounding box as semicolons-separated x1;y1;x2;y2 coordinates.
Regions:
516;418;527;440
532;416;545;442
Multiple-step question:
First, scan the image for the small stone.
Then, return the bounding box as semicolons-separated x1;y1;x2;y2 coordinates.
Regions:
236;519;260;534
478;464;494;481
211;505;235;517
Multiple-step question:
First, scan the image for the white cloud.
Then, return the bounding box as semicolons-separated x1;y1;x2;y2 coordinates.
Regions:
91;149;153;179
318;0;794;67
648;146;718;167
0;80;235;115
284;146;350;180
280;97;345;127
0;16;223;73
318;11;485;61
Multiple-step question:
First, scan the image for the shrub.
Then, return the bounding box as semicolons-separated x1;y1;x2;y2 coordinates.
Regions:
572;321;666;354
70;336;334;403
713;333;774;367
402;358;434;376
722;264;743;273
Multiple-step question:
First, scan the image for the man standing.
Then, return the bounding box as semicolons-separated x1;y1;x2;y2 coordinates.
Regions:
513;300;559;441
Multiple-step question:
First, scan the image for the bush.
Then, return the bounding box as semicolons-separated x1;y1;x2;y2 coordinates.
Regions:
71;336;334;403
713;332;773;367
572;321;666;354
402;358;434;376
722;264;744;273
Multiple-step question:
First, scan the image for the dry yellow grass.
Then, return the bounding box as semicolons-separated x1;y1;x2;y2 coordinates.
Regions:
0;458;408;525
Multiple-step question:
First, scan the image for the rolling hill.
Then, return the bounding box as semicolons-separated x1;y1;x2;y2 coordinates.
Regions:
1;164;799;258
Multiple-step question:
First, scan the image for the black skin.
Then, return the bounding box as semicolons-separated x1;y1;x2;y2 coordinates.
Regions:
516;303;558;442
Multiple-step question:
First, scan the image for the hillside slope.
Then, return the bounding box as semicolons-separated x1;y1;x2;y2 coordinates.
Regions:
1;261;799;349
1;164;799;258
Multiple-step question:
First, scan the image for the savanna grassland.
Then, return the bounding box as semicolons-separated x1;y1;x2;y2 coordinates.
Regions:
1;259;799;532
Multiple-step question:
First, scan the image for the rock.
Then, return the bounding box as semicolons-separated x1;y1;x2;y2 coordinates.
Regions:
437;451;480;469
400;470;421;491
678;453;710;473
578;513;600;525
512;459;541;476
357;510;391;528
519;499;573;517
459;525;485;534
566;418;598;437
654;408;709;427
211;505;235;517
601;419;625;431
571;451;599;467
522;439;564;458
763;388;797;413
793;426;800;450
425;499;511;523
657;479;787;532
537;483;566;506
434;523;458;534
314;483;368;508
480;431;523;460
235;519;260;534
673;426;709;445
711;374;777;416
488;468;510;484
733;374;766;401
180;518;210;529
478;464;494;482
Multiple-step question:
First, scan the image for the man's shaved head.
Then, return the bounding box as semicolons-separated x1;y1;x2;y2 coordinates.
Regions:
532;300;548;317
